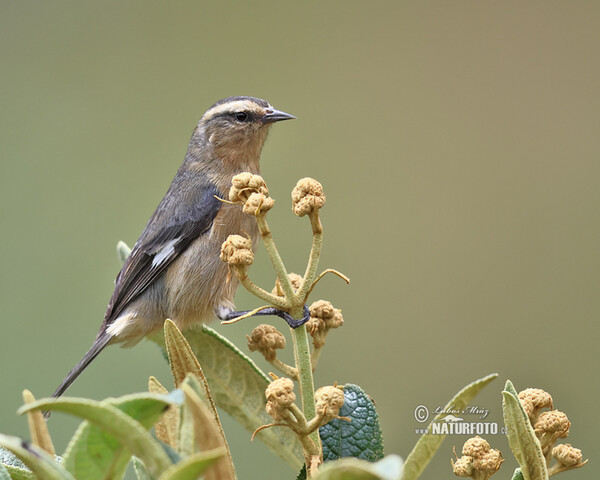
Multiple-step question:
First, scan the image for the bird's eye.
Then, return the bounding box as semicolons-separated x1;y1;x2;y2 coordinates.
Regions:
234;112;249;122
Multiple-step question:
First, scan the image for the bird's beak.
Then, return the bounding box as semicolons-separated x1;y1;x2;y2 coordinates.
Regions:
262;108;296;124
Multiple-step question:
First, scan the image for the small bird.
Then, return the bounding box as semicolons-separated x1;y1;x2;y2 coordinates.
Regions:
51;96;295;398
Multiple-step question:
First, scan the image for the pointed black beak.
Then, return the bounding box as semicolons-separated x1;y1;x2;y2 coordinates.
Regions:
262;108;296;124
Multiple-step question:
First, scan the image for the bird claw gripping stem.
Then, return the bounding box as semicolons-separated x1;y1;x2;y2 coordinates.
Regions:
221;305;310;329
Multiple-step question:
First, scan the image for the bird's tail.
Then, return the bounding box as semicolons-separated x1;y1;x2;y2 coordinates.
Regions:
50;333;113;399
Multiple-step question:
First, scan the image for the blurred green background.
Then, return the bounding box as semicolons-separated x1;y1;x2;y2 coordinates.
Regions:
1;2;598;478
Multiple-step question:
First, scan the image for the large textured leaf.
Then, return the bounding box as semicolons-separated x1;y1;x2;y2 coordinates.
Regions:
162;320;231;464
314;455;403;480
57;392;181;480
0;435;73;480
18;394;177;478
154;324;303;470
401;373;498;480
502;380;547;480
149;376;179;449
181;376;235;479
320;384;384;463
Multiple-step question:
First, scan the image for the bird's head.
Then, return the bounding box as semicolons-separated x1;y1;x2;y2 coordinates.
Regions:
196;96;294;170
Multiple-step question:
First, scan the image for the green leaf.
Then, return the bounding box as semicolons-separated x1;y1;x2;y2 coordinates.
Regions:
0;465;9;480
154;324;303;470
157;448;224;480
58;392;181;480
0;447;34;480
18;394;178;478
0;435;73;480
131;457;153;480
401;373;498;480
0;462;13;480
320;384;384;462
314;455;403;480
180;376;236;479
296;465;307;480
116;240;132;265
512;468;525;480
502;380;548;480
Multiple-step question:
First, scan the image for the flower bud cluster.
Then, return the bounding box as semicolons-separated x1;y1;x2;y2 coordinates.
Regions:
314;385;345;423
551;444;583;467
516;387;587;475
518;388;553;423
247;324;286;361
265;377;296;421
229;172;274;216
264;378;344;433
220;235;254;267
307;300;344;348
291;178;326;217
452;436;503;479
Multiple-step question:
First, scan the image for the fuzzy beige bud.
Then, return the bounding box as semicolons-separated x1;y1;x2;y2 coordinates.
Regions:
247;324;286;361
452;456;474;477
307;300;343;348
243;191;274;215
462;436;490;459
230;173;268;202
534;410;571;439
265;377;296;407
229;173;274;216
291;178;326;217
271;273;303;297
518;388;553;422
315;386;345;422
473;448;503;474
265;377;296;421
552;443;583;467
220;235;254;266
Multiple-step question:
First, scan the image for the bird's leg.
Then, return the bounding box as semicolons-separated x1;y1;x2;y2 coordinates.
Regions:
217;305;310;329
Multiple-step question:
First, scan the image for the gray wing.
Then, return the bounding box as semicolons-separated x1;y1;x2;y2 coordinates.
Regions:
104;180;223;324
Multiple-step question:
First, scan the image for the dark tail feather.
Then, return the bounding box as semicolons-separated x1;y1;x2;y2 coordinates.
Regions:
44;334;112;418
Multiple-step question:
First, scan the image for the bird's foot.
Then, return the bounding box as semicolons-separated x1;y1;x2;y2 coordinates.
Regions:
218;305;310;329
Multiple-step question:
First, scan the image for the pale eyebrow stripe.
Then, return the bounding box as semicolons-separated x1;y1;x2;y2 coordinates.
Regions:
202;100;265;121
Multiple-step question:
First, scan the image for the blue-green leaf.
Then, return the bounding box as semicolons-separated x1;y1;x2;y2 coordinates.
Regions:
320;384;384;463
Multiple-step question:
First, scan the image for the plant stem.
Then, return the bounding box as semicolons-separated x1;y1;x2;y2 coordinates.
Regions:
269;358;299;380
237;272;288;309
255;216;296;302
297;212;323;300
292;323;321;459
